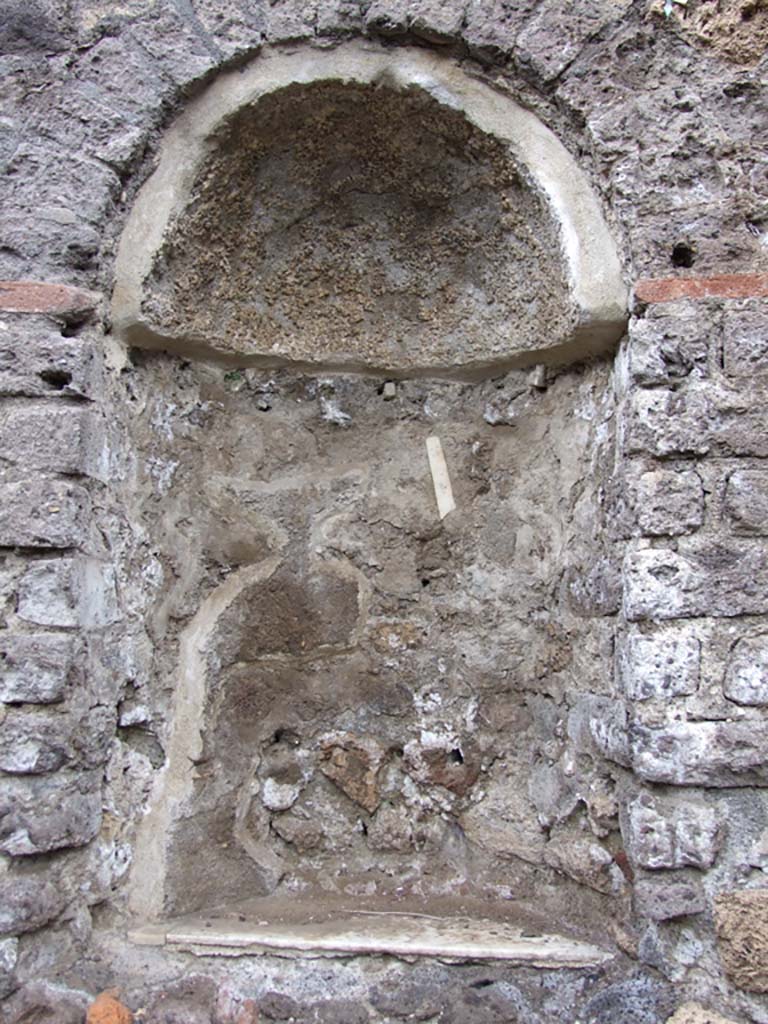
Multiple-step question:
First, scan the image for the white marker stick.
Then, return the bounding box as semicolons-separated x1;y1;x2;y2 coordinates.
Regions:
426;436;456;520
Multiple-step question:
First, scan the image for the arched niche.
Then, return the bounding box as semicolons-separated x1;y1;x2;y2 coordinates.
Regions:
113;42;627;380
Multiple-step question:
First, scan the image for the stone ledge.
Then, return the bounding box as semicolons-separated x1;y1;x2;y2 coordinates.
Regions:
0;282;101;319
635;274;768;304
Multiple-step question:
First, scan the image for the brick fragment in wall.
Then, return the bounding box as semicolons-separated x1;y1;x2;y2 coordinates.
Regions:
634;876;706;921
623;545;768;621
515;0;634;83
714;889;768;994
0;480;90;549
617;628;700;701
724;634;768;706
0;872;68;936
624;793;721;869
0;406;106;480
635;274;768;304
626;309;710;387
0;633;79;704
624;384;768;459
0;769;102;855
630;719;768;785
0;281;101;319
634;468;704;537
17;557;120;629
722;305;768;377
724;469;768;535
0;705;112;775
0;317;101;399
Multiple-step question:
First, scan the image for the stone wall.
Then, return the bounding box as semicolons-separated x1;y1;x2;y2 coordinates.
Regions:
0;1;767;1022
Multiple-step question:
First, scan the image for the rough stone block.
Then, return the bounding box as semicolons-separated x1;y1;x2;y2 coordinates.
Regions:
568;696;631;766
0;480;90;548
624;544;768;621
190;0;266;59
630;719;768;785
0;317;101;398
409;2;464;43
714;889;768;993
724;469;768;534
516;0;633;82
635;469;704;537
665;1003;742;1024
0;406;106;479
618;629;700;701
626;310;709;387
624;794;721;869
543;835;626;895
0;633;78;703
363;0;409;37
17;557;120;628
724;634;768;705
0;873;67;935
0;709;73;774
722;305;768;377
463;0;538;60
0;936;18;999
634;877;706;920
0;770;102;856
0;281;100;319
125;0;220;89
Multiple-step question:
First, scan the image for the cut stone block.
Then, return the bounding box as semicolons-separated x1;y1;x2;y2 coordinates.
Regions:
0;479;90;548
724;634;768;705
0;633;78;704
617;629;700;701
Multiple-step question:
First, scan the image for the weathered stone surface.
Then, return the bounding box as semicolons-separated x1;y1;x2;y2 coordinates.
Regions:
0;770;102;855
0;936;18;999
724;469;768;534
624;545;768;621
631;719;768;786
544;835;625;895
0;406;106;479
0;281;101;319
318;733;384;813
634;469;704;537
86;991;134;1024
634;877;706;920
724;634;768;706
0;873;67;935
190;0;266;60
665;1003;741;1024
0;633;77;704
722;304;768;377
624;794;721;869
17;557;120;628
0;980;87;1024
0;317;101;398
635;274;768;304
618;629;700;701
626;311;709;387
0;709;73;774
578;974;676;1024
404;734;482;797
714;889;768;993
0;480;90;549
463;0;538;61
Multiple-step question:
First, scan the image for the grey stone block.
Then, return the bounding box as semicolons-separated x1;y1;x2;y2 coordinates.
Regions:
0;633;78;704
0;770;102;856
125;0;221;90
0;710;72;774
618;629;700;701
0;318;101;399
626;310;709;387
0;874;67;936
635;469;704;537
190;0;266;59
624;544;768;621
725;469;768;534
0;406;106;480
0;480;90;549
0;936;18;998
630;719;768;785
577;974;675;1024
634;877;706;920
722;305;768;377
624;794;721;869
724;634;768;705
17;557;120;628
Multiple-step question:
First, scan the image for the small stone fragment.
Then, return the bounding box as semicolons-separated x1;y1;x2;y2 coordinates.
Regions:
86;992;133;1024
319;733;384;813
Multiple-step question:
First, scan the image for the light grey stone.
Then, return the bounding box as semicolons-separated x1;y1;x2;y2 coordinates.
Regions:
625;794;721;870
0;406;106;480
0;710;72;774
630;719;768;785
0;936;18;998
626;311;709;387
722;305;768;377
724;634;768;705
17;558;120;628
0;874;67;935
0;480;90;549
544;835;626;895
0;633;78;704
568;696;631;766
618;629;700;701
725;469;768;535
0;318;101;399
634;877;706;920
635;469;704;537
0;770;102;856
624;545;768;621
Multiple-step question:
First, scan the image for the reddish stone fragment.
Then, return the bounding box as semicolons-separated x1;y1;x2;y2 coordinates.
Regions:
319;732;384;813
86;991;133;1024
635;274;768;304
0;280;101;318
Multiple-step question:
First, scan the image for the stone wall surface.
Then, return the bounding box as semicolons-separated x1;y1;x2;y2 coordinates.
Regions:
0;1;767;1023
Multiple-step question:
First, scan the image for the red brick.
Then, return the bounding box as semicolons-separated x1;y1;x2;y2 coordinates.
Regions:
635;274;768;304
0;281;101;318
